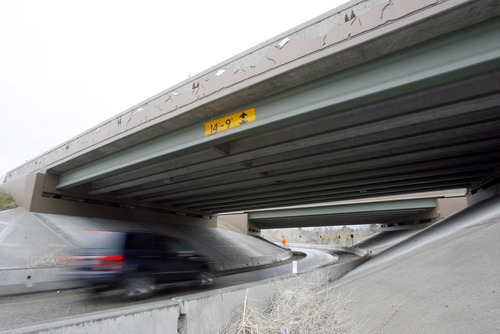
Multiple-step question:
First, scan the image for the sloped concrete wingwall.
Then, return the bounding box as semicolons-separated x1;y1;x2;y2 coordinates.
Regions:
0;173;41;211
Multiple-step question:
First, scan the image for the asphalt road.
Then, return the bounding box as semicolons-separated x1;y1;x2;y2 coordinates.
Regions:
0;247;353;330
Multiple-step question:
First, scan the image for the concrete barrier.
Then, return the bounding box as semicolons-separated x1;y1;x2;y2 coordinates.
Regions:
288;243;371;258
218;250;293;272
1;246;369;334
4;298;181;334
0;267;80;297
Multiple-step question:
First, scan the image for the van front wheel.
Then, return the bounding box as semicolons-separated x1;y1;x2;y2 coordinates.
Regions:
122;274;156;298
197;271;215;288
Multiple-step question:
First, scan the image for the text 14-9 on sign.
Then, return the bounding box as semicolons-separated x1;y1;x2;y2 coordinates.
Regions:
204;107;256;136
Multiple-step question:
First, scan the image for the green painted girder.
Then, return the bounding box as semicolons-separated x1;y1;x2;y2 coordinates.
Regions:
58;19;500;189
247;198;436;220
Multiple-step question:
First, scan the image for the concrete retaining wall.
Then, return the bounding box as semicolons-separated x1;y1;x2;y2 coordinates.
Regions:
0;209;294;297
0;251;294;297
1;246;369;334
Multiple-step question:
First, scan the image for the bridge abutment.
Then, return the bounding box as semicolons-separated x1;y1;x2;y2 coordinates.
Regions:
0;172;217;227
467;180;500;206
217;213;262;235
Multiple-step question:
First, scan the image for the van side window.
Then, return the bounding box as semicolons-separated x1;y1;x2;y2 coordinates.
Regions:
125;234;167;252
166;239;191;253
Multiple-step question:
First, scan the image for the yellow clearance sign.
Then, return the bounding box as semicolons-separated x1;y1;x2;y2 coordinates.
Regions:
204;107;256;136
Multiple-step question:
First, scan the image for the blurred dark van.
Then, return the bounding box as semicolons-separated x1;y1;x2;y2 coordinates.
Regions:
64;230;215;297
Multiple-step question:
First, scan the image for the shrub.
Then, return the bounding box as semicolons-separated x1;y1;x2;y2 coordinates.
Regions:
0;192;17;210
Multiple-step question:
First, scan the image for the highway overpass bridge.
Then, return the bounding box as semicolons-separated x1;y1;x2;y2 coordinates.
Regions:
244;192;467;230
217;190;468;234
2;0;500;231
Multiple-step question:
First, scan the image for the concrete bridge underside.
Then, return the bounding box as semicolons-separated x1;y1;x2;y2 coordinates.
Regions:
2;0;500;227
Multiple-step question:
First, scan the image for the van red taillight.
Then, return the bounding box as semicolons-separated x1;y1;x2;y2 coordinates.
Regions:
94;255;124;261
92;255;124;271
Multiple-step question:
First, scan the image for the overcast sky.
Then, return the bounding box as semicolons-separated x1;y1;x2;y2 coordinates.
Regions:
0;0;348;177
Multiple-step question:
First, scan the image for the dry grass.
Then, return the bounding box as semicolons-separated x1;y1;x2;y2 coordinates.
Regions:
27;254;67;268
219;273;360;334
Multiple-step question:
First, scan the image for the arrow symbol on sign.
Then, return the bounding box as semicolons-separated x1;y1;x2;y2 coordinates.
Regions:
239;112;248;125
